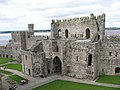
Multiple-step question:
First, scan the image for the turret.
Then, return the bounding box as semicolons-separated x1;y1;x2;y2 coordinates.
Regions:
28;24;34;32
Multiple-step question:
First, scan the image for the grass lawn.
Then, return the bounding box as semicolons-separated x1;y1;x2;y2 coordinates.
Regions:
96;75;120;85
32;80;120;90
0;70;13;75
9;75;25;83
2;64;22;72
0;58;13;64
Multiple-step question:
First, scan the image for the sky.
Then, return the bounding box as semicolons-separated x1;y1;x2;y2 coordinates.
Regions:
0;0;120;31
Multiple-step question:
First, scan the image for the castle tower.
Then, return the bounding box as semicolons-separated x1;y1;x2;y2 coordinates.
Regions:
51;13;105;41
28;24;34;32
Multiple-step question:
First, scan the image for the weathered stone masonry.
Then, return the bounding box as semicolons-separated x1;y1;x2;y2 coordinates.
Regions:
0;13;120;81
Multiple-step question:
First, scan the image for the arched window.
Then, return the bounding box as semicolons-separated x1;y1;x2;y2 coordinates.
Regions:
88;54;92;66
86;28;90;39
65;29;68;38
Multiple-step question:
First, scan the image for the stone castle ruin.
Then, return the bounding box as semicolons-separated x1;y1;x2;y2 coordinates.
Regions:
0;13;120;80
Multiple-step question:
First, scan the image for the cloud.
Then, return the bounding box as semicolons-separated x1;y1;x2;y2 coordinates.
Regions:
0;0;120;31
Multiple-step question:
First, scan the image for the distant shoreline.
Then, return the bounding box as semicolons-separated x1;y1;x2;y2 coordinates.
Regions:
0;30;120;46
0;30;50;34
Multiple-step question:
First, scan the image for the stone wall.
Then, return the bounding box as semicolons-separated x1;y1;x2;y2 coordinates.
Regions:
100;35;120;75
67;40;100;80
51;13;105;42
0;74;3;90
0;42;13;58
2;13;119;81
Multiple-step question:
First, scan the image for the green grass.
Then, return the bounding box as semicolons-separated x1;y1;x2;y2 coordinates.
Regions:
96;75;120;85
32;80;119;90
9;75;25;83
0;70;13;75
0;58;13;64
2;64;22;72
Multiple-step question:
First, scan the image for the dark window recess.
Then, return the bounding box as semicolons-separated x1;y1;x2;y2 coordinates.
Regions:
75;34;76;38
115;67;120;73
88;54;92;66
86;28;90;39
115;52;118;56
26;56;27;60
76;56;79;61
98;35;100;40
56;45;59;52
6;55;8;58
11;55;13;58
28;35;30;38
102;69;104;72
65;29;68;38
109;52;112;56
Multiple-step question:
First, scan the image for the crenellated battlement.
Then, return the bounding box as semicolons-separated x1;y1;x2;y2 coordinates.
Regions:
51;13;105;24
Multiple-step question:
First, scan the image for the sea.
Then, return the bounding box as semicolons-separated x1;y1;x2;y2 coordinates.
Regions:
0;32;51;46
0;30;120;46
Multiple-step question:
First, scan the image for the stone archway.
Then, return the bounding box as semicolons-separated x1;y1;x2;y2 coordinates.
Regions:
53;56;62;73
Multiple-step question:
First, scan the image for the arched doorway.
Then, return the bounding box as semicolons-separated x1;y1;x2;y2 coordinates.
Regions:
115;67;120;74
65;29;68;38
53;56;62;73
86;28;90;39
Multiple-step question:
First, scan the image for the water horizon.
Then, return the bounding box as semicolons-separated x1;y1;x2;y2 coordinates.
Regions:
1;30;120;46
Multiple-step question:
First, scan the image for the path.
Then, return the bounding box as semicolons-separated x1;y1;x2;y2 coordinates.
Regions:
3;69;120;90
15;75;120;90
5;69;37;81
16;75;60;90
59;76;120;88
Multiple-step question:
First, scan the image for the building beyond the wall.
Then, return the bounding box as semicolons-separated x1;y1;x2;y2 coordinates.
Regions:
0;13;120;80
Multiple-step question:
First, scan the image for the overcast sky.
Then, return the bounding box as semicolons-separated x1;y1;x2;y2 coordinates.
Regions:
0;0;120;31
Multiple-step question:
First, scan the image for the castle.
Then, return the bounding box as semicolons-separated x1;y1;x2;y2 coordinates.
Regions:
0;13;120;80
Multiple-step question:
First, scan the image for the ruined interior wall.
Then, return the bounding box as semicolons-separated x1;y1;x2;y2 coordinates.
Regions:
22;51;32;75
0;39;13;58
67;41;99;80
22;51;45;76
42;40;51;59
26;35;49;49
100;35;120;75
